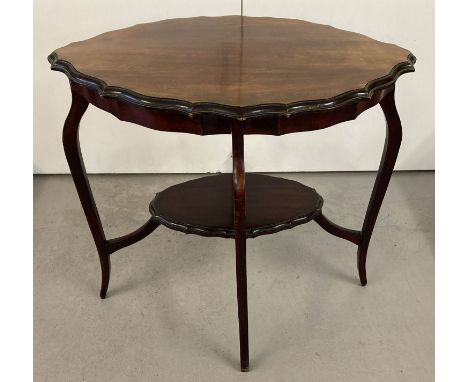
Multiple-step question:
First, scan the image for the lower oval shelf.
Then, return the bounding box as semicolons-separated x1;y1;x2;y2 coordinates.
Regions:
149;173;323;238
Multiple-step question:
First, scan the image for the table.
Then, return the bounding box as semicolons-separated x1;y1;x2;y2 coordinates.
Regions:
48;16;415;372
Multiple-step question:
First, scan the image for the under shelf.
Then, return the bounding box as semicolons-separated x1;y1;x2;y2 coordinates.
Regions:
149;173;323;238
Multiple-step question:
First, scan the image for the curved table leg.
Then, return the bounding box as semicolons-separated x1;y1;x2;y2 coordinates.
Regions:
232;121;249;372
63;89;111;298
358;87;402;286
63;88;160;299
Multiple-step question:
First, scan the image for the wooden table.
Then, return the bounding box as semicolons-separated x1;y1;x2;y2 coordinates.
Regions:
48;16;415;372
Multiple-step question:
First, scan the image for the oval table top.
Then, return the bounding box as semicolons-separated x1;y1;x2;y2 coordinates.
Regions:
49;16;415;120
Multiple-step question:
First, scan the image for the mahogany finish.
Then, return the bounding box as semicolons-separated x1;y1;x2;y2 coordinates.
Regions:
150;173;323;238
231;122;249;371
68;80;392;136
63;90;160;298
357;88;402;286
49;16;414;120
50;16;416;372
314;214;361;246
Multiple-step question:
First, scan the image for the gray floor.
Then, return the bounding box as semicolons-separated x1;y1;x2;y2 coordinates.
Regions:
34;172;434;382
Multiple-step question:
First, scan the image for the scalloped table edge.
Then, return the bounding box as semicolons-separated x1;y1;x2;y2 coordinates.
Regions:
48;52;416;120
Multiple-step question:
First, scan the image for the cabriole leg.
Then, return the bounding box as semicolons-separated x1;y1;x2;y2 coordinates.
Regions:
62;88;111;299
358;87;402;286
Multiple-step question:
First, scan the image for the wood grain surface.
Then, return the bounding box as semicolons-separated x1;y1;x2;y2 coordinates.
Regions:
50;16;414;118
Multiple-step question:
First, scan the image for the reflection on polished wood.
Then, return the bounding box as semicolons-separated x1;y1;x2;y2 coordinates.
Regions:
50;16;414;119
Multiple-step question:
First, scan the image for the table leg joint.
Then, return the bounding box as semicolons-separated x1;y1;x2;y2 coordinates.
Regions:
313;213;362;245
105;218;160;254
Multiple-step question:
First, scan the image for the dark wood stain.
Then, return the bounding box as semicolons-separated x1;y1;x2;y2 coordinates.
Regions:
149;173;323;238
49;16;415;372
69;80;391;136
231;121;249;371
49;16;415;119
62;89;160;299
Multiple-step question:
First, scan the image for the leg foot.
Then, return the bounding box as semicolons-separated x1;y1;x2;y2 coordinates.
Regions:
99;254;111;299
357;245;367;286
235;234;249;372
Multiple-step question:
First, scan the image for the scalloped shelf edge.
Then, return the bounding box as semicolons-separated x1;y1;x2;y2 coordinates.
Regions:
150;201;324;239
48;51;416;120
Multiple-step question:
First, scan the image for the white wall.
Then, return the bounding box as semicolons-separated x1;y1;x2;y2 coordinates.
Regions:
34;0;434;174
